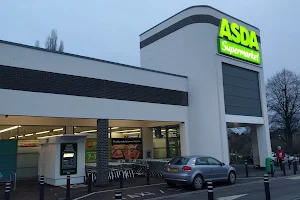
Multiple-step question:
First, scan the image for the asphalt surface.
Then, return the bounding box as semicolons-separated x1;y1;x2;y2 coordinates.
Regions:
0;163;297;200
73;177;263;200
148;175;300;200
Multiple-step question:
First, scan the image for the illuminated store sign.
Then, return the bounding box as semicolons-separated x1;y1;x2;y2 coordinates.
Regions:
218;18;261;65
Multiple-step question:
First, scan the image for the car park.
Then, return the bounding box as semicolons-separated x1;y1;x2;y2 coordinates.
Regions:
163;156;236;190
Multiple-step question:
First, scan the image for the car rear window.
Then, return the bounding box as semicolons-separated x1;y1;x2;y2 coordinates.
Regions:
169;157;190;165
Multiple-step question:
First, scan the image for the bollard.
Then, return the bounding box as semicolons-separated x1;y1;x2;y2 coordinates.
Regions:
245;160;249;177
146;164;150;185
293;160;297;175
88;172;92;193
120;170;123;188
115;191;122;199
207;181;214;200
282;161;286;176
4;182;11;200
264;174;271;200
66;174;71;200
270;161;274;177
40;175;45;200
87;169;92;182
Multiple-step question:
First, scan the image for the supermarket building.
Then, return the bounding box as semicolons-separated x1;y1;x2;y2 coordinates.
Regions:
0;6;271;184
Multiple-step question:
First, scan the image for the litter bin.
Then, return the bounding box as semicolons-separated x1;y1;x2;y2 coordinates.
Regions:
265;157;273;173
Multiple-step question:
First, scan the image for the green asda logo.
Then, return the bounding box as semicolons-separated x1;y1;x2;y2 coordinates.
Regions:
218;18;261;65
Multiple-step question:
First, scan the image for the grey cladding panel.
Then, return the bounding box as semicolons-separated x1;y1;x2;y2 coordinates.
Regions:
225;106;262;117
224;95;261;109
0;65;188;106
223;75;259;91
223;85;260;100
222;63;262;117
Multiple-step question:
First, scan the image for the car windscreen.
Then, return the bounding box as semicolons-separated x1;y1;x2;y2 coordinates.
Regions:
169;157;190;165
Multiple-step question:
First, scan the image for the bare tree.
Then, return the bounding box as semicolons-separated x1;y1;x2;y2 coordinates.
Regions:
35;29;64;52
35;40;40;47
266;69;300;153
58;41;64;52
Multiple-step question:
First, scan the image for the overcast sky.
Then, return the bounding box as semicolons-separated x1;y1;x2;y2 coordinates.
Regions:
0;0;298;79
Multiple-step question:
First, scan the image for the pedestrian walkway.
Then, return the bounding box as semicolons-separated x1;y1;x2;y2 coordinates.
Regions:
233;162;298;178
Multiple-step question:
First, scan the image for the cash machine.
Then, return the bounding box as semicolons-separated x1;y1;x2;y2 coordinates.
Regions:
38;135;87;186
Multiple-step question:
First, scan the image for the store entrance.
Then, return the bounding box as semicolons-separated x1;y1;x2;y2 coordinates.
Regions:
153;125;181;159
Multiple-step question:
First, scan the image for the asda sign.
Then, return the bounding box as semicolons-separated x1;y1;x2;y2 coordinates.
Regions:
218;18;261;65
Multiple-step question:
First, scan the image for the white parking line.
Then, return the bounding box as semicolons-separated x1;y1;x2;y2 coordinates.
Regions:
285;175;300;180
73;183;166;200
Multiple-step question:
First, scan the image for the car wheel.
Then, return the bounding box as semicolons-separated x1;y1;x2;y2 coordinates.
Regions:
166;181;176;188
228;171;236;184
192;175;204;190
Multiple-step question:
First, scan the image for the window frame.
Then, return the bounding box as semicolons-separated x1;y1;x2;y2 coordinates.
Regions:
207;157;221;166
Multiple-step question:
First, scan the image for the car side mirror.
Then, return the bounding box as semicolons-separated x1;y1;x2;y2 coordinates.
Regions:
221;162;225;166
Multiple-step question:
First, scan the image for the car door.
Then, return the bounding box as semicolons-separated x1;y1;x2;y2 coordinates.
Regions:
195;157;214;180
207;157;228;180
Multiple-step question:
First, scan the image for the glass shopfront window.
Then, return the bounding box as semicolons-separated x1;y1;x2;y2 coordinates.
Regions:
0;125;65;180
111;127;141;138
152;125;181;159
74;127;142;138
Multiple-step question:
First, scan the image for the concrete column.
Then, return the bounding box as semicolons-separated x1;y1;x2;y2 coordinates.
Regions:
96;119;109;186
250;125;260;166
179;123;188;156
142;127;153;159
257;124;272;167
64;126;73;134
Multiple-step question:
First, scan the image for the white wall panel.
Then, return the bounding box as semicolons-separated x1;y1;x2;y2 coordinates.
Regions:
0;89;187;123
0;42;187;92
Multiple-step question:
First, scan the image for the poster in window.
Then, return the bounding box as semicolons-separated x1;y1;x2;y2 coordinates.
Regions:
111;138;142;159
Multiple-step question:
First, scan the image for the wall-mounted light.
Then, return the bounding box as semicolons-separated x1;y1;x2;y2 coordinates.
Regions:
53;128;63;132
113;129;140;133
80;129;97;134
0;125;21;133
36;130;50;135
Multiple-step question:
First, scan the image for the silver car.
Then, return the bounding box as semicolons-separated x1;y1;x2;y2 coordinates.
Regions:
163;156;236;190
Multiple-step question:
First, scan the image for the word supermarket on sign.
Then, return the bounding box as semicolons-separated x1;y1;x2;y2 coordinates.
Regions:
218;18;261;65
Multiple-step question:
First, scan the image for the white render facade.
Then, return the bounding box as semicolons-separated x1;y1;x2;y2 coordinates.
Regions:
0;6;271;167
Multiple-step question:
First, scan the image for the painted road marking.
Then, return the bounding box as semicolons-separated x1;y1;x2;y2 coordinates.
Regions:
217;194;248;200
286;176;300;180
111;192;156;199
73;183;166;200
159;190;164;193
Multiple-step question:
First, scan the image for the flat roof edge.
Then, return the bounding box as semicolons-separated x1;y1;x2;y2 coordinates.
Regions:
140;5;260;36
0;39;187;78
